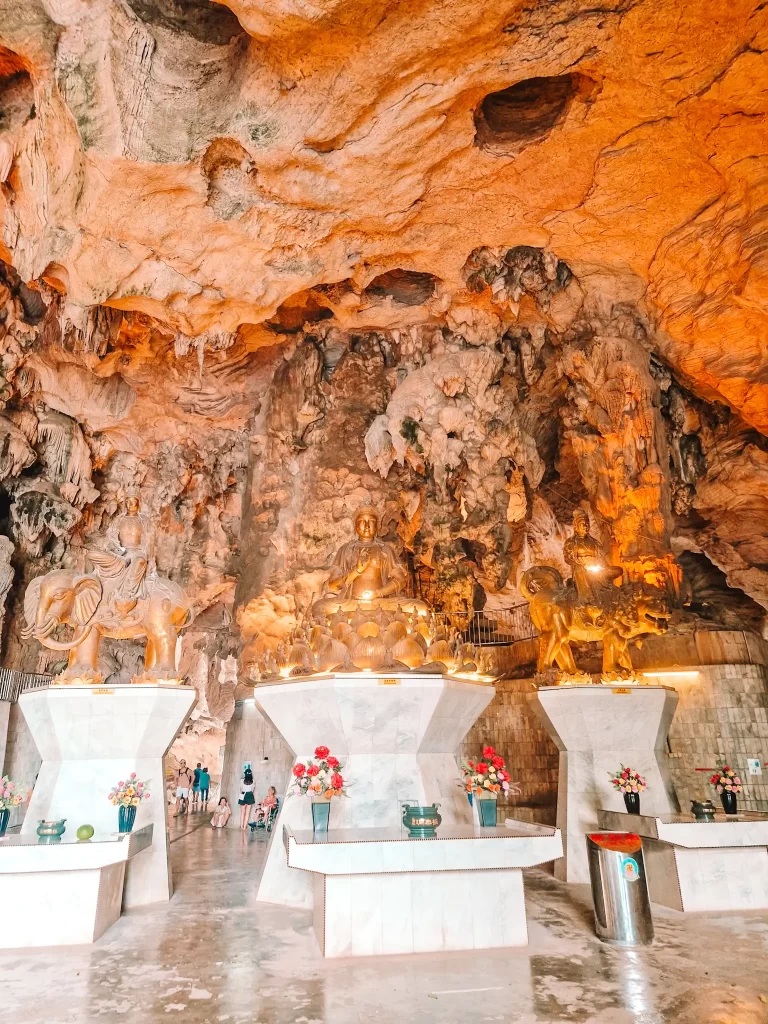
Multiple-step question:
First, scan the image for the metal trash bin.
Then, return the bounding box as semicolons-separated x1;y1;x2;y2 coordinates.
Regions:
586;832;654;946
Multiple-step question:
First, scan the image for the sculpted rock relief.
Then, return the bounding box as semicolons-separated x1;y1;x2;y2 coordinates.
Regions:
22;498;195;685
248;505;489;680
521;510;670;683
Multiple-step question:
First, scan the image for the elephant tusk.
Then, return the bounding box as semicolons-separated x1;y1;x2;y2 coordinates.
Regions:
21;616;57;641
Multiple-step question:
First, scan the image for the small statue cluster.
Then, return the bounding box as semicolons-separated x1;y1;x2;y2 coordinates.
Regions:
22;494;194;685
250;506;491;680
521;509;671;683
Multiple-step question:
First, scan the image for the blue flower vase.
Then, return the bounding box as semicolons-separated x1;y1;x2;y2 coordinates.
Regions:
119;805;137;833
0;809;9;837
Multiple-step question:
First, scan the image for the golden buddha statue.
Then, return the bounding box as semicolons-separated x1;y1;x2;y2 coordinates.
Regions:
312;506;429;618
562;508;622;625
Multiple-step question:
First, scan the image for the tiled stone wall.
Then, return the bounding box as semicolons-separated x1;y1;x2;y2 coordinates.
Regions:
221;697;293;810
461;678;559;826
645;664;768;812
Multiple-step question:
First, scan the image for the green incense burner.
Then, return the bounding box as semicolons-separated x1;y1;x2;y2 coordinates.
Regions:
401;803;441;838
37;819;66;840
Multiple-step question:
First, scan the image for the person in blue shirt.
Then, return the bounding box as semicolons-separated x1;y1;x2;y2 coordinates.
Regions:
198;767;211;810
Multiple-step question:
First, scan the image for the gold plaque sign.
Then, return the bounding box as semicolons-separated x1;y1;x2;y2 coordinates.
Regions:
92;688;115;695
379;678;400;686
612;688;632;695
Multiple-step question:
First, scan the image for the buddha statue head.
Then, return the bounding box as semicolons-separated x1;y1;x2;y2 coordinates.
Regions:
572;508;590;538
354;505;379;542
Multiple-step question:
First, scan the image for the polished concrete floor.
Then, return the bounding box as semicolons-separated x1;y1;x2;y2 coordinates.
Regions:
1;814;768;1024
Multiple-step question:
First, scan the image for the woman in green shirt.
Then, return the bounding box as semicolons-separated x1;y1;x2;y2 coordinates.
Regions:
198;767;211;809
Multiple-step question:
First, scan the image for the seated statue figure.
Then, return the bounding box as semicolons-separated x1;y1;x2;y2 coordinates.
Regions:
312;505;429;618
562;508;622;626
88;493;155;626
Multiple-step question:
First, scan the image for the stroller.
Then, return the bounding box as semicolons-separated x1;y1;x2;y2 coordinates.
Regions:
249;797;281;833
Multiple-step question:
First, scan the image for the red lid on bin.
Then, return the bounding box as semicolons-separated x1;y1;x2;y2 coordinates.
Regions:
588;832;642;853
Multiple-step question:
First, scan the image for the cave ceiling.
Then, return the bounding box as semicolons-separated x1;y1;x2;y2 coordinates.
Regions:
0;0;765;694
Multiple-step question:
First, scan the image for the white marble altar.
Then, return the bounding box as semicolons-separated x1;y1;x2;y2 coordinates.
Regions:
18;684;196;907
0;824;152;947
530;685;679;883
255;672;495;908
598;809;768;911
285;821;562;957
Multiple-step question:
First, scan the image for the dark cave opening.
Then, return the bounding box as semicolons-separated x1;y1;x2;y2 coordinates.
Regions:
474;74;592;155
364;270;438;306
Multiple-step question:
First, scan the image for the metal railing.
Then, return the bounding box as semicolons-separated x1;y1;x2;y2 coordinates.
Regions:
431;605;536;647
0;667;53;702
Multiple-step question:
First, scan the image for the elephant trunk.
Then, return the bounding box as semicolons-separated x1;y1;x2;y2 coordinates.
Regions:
24;616;93;651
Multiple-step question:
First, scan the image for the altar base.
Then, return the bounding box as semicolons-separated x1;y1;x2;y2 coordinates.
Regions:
285;821;562;957
598;809;768;911
530;685;679;883
19;684;196;907
0;825;152;947
255;672;494;909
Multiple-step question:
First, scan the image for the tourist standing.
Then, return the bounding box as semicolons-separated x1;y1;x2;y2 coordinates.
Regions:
238;768;256;830
211;797;231;828
191;763;202;810
174;761;193;816
199;766;211;810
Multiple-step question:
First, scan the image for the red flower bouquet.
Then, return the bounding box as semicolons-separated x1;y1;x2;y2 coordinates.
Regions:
460;746;517;796
290;746;348;799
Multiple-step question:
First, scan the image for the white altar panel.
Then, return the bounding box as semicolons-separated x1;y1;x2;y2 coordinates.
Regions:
316;869;528;957
255;673;495;909
19;685;195;907
531;685;679;883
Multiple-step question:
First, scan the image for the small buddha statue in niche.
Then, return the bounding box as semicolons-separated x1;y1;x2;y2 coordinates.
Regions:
312;505;428;618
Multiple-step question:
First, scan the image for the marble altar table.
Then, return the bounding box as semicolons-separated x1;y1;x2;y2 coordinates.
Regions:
284;820;563;957
0;824;152;947
597;809;768;912
18;683;196;907
255;672;495;908
530;685;679;883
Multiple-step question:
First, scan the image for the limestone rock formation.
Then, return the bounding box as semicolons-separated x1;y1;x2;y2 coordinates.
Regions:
0;0;764;704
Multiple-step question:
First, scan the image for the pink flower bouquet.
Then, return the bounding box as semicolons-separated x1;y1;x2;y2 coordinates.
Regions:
609;766;647;794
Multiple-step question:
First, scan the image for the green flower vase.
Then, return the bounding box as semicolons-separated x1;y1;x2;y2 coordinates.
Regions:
477;796;497;828
311;800;330;833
